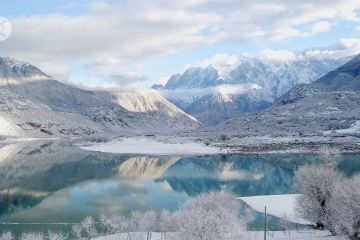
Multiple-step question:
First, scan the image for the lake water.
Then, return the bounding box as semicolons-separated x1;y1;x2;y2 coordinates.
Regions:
1;140;360;236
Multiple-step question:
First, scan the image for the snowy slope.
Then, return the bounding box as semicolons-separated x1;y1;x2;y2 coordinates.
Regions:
92;89;199;132
0;56;199;137
112;89;198;122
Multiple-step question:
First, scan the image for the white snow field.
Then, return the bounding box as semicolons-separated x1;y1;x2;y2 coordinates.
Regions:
239;194;310;225
79;137;221;155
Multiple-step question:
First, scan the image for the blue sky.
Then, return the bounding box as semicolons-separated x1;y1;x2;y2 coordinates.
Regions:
1;0;360;89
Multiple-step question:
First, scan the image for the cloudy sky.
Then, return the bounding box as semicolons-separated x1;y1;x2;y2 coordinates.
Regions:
1;0;360;89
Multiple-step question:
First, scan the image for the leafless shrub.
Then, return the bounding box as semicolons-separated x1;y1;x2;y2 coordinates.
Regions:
72;216;98;239
19;233;44;240
47;232;67;240
0;232;13;240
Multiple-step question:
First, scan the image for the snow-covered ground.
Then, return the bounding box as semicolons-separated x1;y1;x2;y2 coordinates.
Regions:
250;230;343;240
93;232;176;240
93;231;342;240
1;137;61;143
324;120;360;135
239;194;310;225
78;137;221;155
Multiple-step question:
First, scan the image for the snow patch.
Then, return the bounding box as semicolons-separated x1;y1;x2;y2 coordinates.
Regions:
79;137;221;155
324;120;360;135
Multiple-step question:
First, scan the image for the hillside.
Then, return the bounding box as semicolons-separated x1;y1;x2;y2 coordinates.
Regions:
0;57;199;137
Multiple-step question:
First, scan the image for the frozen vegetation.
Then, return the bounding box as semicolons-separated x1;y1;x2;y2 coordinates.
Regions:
0;192;250;240
293;148;360;240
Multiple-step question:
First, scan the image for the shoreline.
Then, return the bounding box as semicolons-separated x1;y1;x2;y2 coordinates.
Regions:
1;135;360;155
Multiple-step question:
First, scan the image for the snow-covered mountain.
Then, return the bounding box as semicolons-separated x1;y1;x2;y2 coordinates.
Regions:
155;54;348;125
0;56;50;83
0;56;199;137
161;55;347;97
205;54;360;138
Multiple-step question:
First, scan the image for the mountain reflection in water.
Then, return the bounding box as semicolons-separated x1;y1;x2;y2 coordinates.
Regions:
1;140;360;231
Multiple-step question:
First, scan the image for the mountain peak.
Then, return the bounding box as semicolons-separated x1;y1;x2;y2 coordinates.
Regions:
0;56;50;81
335;53;360;77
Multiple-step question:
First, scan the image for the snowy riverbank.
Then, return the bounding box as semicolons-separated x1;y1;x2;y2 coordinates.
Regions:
78;137;222;155
239;194;310;225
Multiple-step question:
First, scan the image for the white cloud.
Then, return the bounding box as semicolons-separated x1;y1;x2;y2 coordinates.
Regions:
198;53;239;68
157;76;170;85
304;38;360;59
269;27;301;42
260;49;297;61
196;53;240;77
302;21;332;37
84;71;148;90
161;83;262;103
0;2;221;81
1;0;360;86
311;21;332;34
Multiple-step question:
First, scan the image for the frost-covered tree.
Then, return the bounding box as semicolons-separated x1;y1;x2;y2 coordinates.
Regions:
19;233;44;240
177;191;247;240
82;216;97;238
128;211;143;232
140;210;158;240
100;214;127;234
47;231;66;240
243;206;256;227
0;232;13;240
318;146;341;166
294;164;343;232
72;216;98;239
329;175;360;240
72;224;83;240
159;210;179;239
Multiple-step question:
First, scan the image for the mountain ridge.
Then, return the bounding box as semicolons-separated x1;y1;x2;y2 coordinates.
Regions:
155;54;349;125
